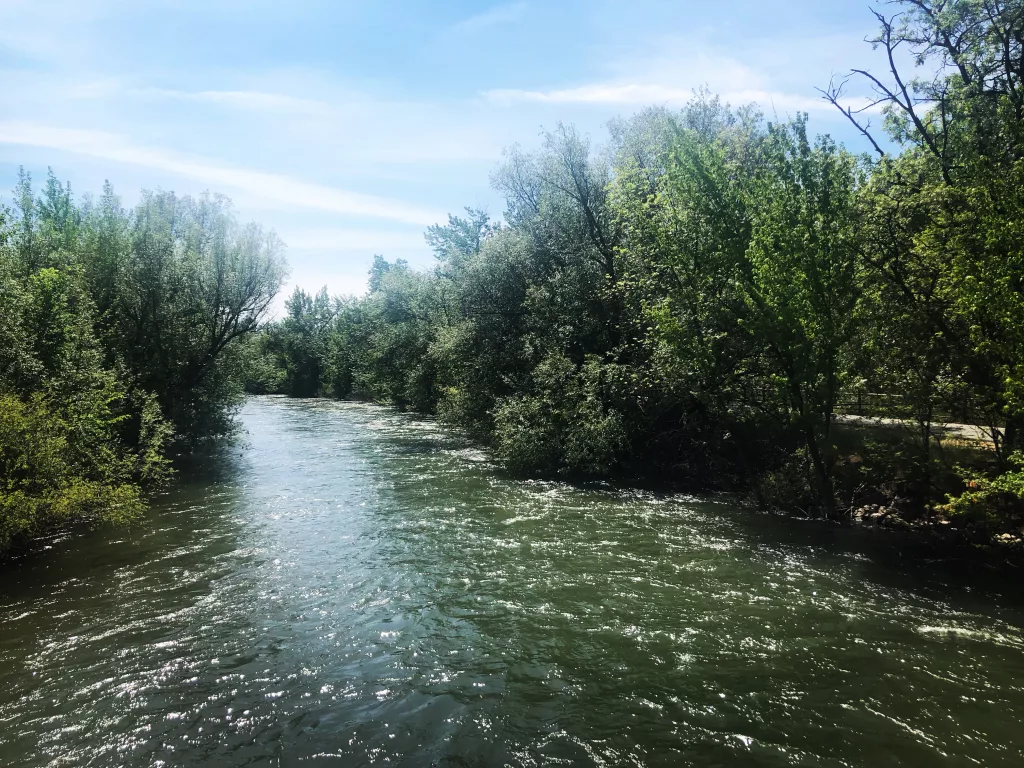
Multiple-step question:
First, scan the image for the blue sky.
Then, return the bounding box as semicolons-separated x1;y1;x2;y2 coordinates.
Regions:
0;0;892;301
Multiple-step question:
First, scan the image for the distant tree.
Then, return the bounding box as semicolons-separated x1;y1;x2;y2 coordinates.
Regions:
266;286;337;398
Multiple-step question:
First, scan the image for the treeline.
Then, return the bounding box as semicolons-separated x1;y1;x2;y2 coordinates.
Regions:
252;0;1024;536
0;176;286;553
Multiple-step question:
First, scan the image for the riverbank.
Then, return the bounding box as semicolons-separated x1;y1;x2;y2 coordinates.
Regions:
259;393;1024;573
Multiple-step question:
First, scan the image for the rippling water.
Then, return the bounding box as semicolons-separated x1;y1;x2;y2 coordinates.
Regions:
2;397;1024;766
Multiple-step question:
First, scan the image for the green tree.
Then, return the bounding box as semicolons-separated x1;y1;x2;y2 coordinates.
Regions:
0;255;170;553
613;112;862;511
267;286;338;398
105;191;288;443
826;0;1024;462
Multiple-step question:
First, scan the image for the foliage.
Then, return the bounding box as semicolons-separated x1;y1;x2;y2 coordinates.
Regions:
0;393;147;552
0;255;171;552
240;0;1024;535
93;191;287;443
0;172;284;555
940;452;1024;527
265;286;338;397
492;353;626;477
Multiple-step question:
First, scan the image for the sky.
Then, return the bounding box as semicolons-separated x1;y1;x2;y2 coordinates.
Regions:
0;0;896;303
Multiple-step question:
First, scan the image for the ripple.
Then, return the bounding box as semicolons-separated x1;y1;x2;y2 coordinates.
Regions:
1;397;1024;766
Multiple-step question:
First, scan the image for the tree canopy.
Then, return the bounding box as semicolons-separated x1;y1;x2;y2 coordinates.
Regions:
0;174;286;554
251;0;1024;539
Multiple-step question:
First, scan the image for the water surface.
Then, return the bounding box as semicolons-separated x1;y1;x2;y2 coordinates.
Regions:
2;397;1023;766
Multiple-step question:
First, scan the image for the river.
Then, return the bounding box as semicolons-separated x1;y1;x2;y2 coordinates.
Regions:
2;397;1023;766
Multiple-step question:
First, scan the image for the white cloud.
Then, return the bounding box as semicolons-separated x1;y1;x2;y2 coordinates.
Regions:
452;2;527;33
482;39;883;119
282;228;427;252
0;121;446;225
23;77;505;165
279;270;371;305
484;82;879;116
486;83;694;105
137;88;331;114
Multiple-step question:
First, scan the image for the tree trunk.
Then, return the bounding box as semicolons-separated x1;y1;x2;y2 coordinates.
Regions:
804;427;836;517
1004;411;1024;458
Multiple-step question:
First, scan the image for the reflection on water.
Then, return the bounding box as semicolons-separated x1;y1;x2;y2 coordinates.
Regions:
2;396;1024;766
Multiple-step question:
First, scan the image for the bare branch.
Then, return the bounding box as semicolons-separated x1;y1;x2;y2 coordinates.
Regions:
818;76;887;157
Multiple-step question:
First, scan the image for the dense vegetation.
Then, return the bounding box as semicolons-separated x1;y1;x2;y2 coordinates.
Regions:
3;0;1022;556
251;0;1024;541
0;179;286;553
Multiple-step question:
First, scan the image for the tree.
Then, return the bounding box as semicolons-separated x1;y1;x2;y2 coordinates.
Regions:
613;111;862;512
266;286;337;398
107;191;288;442
0;251;170;553
1;172;287;556
825;0;1024;462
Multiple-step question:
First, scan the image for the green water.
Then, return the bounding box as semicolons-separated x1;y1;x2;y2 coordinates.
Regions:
2;397;1023;767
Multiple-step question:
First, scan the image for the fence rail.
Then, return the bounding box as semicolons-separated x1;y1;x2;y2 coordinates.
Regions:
742;387;1001;429
833;392;1000;429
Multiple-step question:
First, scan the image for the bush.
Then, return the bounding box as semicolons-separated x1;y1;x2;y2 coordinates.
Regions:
0;394;150;551
492;353;626;478
0;263;171;554
939;452;1024;530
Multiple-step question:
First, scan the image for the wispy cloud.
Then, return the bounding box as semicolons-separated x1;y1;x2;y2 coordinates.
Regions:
282;228;427;252
0;121;445;225
138;88;331;114
484;82;878;116
281;267;373;301
452;2;527;33
481;38;883;119
485;83;695;105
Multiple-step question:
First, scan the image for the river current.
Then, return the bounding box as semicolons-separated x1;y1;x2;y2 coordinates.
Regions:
2;397;1023;766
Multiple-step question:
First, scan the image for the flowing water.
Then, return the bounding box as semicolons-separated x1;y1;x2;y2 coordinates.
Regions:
2;397;1024;767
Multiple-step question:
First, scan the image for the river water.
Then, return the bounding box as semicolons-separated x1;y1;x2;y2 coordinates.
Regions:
2;397;1024;767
